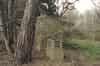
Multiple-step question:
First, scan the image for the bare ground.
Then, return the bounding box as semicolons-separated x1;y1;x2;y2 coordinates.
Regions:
0;48;100;66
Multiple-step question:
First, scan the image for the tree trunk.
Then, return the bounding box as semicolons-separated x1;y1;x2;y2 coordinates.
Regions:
0;0;12;54
7;0;16;53
16;0;39;64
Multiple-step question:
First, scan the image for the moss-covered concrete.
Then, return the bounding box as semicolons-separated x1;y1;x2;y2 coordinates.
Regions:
35;16;64;61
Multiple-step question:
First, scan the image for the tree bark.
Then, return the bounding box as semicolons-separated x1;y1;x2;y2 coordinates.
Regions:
16;0;39;64
7;0;16;53
3;0;17;54
0;0;12;54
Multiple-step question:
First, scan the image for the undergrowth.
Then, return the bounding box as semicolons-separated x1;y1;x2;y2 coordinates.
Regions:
63;39;100;61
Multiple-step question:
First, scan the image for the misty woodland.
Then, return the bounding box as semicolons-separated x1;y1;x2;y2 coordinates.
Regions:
0;0;100;66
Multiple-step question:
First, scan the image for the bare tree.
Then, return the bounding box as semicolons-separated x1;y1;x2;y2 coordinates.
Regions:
0;0;13;54
0;0;17;54
7;0;16;53
0;1;9;54
16;0;39;64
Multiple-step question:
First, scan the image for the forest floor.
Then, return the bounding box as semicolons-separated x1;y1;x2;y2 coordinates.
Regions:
0;38;100;66
0;48;100;66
